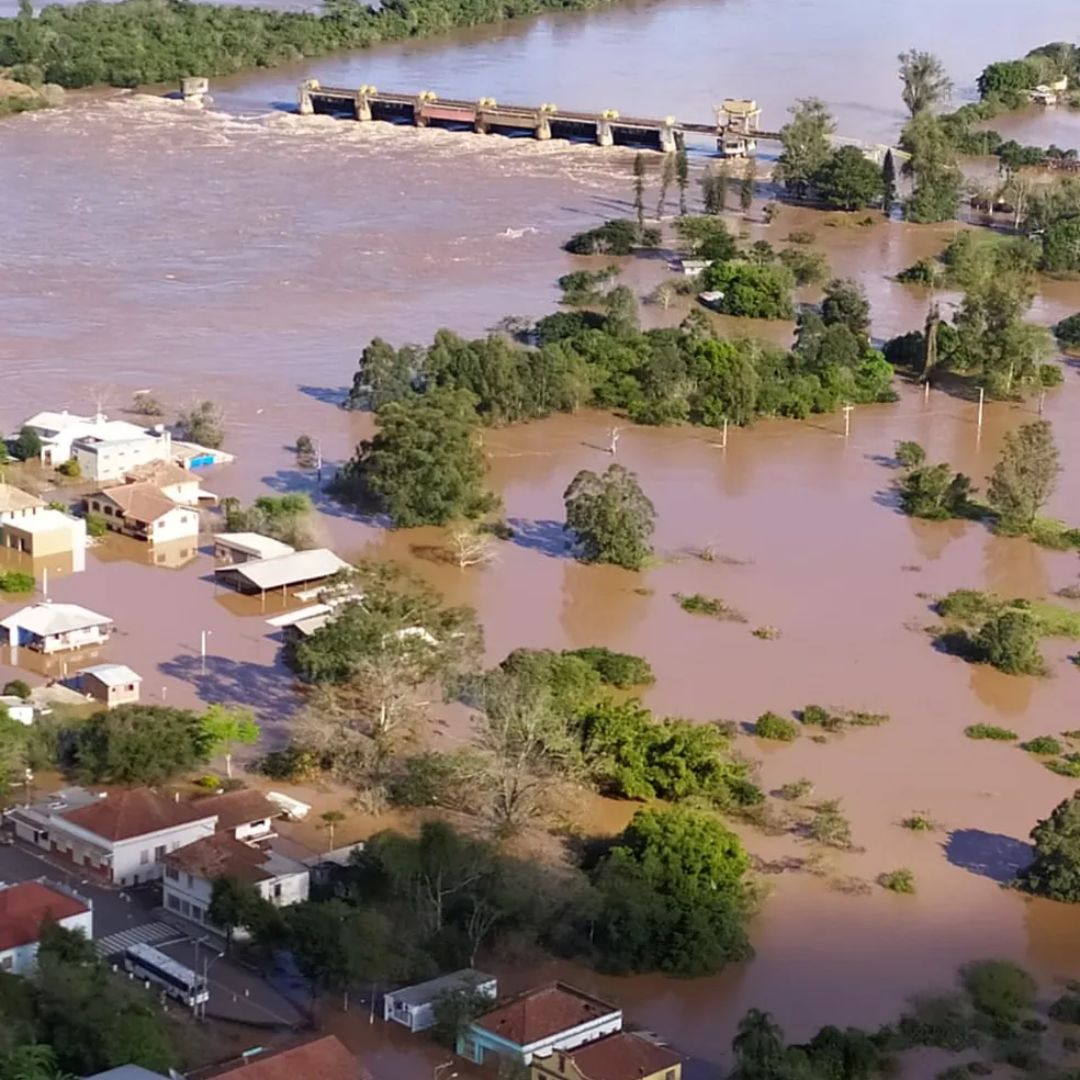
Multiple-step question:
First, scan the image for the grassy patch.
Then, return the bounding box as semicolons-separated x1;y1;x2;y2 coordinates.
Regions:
807;799;853;849
965;724;1018;741
1020;735;1062;755
754;712;800;742
1045;755;1080;778
936;589;1080;638
962;959;1036;1021
673;592;747;622
901;812;938;832
798;704;890;733
879;868;916;894
778;778;814;801
1024;516;1080;552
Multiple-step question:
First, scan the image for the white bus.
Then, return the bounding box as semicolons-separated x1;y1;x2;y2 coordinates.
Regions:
123;942;209;1008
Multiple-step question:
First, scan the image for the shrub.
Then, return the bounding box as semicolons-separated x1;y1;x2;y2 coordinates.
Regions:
964;724;1018;741
778;778;814;801
259;744;321;783
56;459;81;478
808;799;853;848
1045;756;1080;778
754;712;800;742
1038;363;1064;388
674;593;747;622
196;774;222;791
1049;994;1080;1024
901;812;936;832
895;440;927;469
799;704;843;732
0;572;35;594
1055;313;1080;349
565;219;654;256
962;960;1036;1021
1021;735;1063;755
974;611;1045;676
879;868;916;893
564;647;655;687
85;513;108;538
786;230;816;245
131;392;165;416
2;680;31;700
700;261;795;320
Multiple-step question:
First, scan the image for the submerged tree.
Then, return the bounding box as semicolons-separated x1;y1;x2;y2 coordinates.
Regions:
987;420;1060;533
657;153;676;218
1016;792;1080;903
632;153;647;230
176;400;225;449
882;149;897;213
675;143;689;215
898;49;953;116
775;98;835;199
563;464;656;571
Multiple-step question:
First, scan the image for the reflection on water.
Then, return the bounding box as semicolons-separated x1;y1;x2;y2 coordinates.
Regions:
92;533;200;570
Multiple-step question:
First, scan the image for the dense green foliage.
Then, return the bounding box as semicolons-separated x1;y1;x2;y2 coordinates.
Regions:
987;421;1060;534
563;464;655;570
702;261;795;319
973;611;1044;676
0;937;175;1077
0;571;34;594
963;724;1018;741
977;60;1041;100
0;0;637;89
812;145;886;211
563;646;654;687
11;426;42;462
894;442;974;521
71;705;213;784
899;49;953;117
1054;313;1080;349
879;868;916;894
754;711;800;742
176;400;225;449
775;97;835;199
564;219;659;255
1021;735;1062;755
961;960;1036;1020
577;700;762;806
222;493;314;548
901;112;962;223
1016;792;1080;903
332;386;496;527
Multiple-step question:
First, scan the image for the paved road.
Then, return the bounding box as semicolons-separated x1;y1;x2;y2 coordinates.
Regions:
0;841;306;1029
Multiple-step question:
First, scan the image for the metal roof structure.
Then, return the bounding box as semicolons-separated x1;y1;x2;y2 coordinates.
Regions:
79;663;142;687
385;968;497;1008
214;532;296;561
0;601;112;638
216;549;349;593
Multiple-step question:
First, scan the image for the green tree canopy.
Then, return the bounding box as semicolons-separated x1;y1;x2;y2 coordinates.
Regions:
813;146;885;210
987;420;1060;532
333;387;496;528
12;427;42;462
898;49;953;116
776;98;836;199
70;705;211;785
1017;792;1080;902
563;464;656;570
200;704;260;779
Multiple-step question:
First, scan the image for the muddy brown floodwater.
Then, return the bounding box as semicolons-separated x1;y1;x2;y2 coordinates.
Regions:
4;0;1080;1071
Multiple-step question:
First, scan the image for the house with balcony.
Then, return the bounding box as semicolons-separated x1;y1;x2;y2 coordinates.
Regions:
124;460;211;506
162;832;309;932
0;878;93;974
458;983;623;1066
10;787;218;886
530;1033;681;1080
87;483;199;544
0;601;112;655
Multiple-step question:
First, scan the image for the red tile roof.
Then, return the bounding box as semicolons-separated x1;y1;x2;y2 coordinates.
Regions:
62;789;215;841
164;833;275;884
566;1033;681;1080
193;1036;363;1080
193;789;278;833
474;983;619;1047
0;881;89;952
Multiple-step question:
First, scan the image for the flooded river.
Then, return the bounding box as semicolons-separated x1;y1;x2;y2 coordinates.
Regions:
4;0;1080;1069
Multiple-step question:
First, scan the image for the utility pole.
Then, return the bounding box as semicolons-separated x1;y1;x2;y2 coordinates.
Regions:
313;438;323;490
608;427;620;456
721;416;728;451
1038;389;1046;416
200;629;212;674
924;380;930;403
843;404;854;440
977;387;985;442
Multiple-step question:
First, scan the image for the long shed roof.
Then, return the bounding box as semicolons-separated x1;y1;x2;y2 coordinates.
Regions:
218;549;349;591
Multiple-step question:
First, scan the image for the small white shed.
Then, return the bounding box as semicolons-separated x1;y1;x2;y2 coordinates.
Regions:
383;969;497;1033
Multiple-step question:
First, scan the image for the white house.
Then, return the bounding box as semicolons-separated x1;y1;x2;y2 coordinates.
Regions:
87;483;199;544
191;788;280;843
0;601;113;656
73;429;172;483
162;833;309;931
0;878;93;974
1;509;88;573
459;983;623;1066
10;787;218;886
384;970;497;1032
22;412;165;471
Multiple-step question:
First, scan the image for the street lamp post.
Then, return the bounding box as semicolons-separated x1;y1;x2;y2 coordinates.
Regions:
200;629;212;673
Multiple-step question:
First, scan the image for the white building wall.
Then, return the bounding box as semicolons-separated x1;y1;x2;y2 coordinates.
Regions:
521;1014;623;1064
233;819;273;843
259;870;309;907
163;867;309;931
149;507;199;544
111;819;217;885
40;623;110;654
75;437;170;483
0;908;93;975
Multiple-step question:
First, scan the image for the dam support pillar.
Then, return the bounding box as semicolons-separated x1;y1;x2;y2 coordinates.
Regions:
596;118;615;147
354;86;374;121
536;103;556;141
476;98;495;135
659;118;677;154
181;77;209;105
298;79;318;116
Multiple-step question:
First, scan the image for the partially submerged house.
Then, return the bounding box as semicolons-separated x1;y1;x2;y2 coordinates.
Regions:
74;663;142;708
87;482;199;544
0;484;45;523
213;532;295;565
459;983;623;1066
10;787;218;886
162;832;309;932
1;509;88;573
188;1036;364;1080
530;1033;682;1080
124;460;211;506
384;969;497;1032
0;601;113;655
214;548;350;603
192;788;280;842
0;879;93;975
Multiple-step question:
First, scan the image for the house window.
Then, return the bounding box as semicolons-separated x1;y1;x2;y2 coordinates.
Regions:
168;894;181;911
181;901;190;917
139;849;150;865
665;1071;675;1080
0;955;11;971
154;845;166;861
191;906;203;922
272;883;282;900
165;866;179;881
103;506;113;516
559;1057;566;1073
186;874;194;888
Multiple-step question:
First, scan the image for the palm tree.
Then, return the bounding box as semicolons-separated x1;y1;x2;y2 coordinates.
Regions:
732;1008;785;1080
898;50;953;116
2;1043;73;1080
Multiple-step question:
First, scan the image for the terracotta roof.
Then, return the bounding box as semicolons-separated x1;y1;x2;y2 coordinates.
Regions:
193;1036;363;1080
566;1033;681;1080
96;482;180;524
125;461;199;488
0;484;44;514
474;983;619;1047
0;880;89;952
62;789;215;841
164;832;276;884
193;789;278;833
